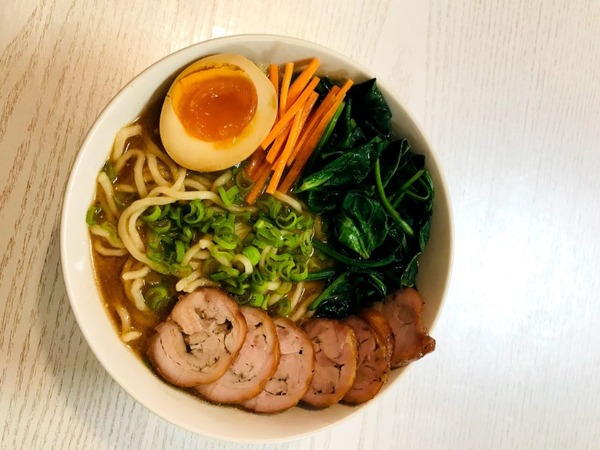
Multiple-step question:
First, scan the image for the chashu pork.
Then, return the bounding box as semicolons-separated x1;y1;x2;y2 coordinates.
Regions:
242;317;315;413
359;308;395;367
147;288;247;387
194;306;280;404
372;287;435;367
301;318;358;408
342;315;390;404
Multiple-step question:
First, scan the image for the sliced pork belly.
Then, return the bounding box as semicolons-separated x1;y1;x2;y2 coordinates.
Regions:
242;317;315;413
342;315;389;404
194;306;280;404
301;318;358;408
372;287;435;367
359;308;395;367
147;288;247;387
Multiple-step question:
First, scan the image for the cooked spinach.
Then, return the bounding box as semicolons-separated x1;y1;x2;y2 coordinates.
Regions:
346;78;392;138
308;270;387;318
296;78;434;319
335;190;388;259
297;137;388;192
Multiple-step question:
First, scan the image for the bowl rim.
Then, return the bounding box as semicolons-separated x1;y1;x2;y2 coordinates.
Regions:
60;33;453;443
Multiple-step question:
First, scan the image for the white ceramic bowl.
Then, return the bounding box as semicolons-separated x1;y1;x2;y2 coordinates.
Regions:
61;34;453;443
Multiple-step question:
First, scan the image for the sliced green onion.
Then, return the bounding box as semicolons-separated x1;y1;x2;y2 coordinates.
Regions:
218;186;233;207
103;161;117;182
147;232;162;251
242;246;261;266
114;192;136;209
145;285;170;310
278;260;295;280
225;283;249;296
300;213;314;229
282;233;301;249
174;240;186;263
249;293;265;307
210;244;234;260
169;206;182;228
146;257;170;276
300;230;313;255
290;261;309;281
227;185;240;203
234;168;253;193
275;211;302;229
179;226;193;243
170;263;192;278
277;298;291;316
210;265;240;281
251;272;270;294
141;205;162;222
158;204;171;220
260;295;269;309
253;219;283;248
160;234;173;245
275;282;292;295
184;200;205;225
148;219;171;234
265;197;282;219
263;252;294;279
98;222;122;247
213;234;237;250
251;237;269;250
86;204;102;225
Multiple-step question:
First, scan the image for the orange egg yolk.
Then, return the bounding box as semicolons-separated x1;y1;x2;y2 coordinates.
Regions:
171;67;258;142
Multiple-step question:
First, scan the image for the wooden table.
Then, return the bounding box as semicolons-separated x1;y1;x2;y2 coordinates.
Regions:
2;1;599;448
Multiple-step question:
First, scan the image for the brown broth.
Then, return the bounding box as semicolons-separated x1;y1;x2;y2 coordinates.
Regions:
90;238;166;355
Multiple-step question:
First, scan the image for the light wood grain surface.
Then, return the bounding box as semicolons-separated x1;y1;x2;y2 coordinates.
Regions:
2;1;600;449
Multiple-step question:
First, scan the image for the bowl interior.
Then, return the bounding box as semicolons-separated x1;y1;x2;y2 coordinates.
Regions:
60;34;452;443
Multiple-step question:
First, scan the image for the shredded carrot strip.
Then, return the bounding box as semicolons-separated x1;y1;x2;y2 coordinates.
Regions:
299;91;319;127
266;122;292;163
245;148;266;178
268;64;280;119
265;158;286;195
288;86;339;165
336;79;354;97
278;92;318;168
265;105;305;194
245;163;272;204
260;76;320;149
287;58;320;106
278;80;354;193
279;62;294;116
291;57;314;67
268;64;279;97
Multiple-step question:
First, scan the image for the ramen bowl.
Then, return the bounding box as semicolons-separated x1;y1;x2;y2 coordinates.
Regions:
60;34;453;443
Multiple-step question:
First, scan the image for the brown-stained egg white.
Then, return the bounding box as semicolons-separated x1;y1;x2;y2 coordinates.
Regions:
160;53;277;172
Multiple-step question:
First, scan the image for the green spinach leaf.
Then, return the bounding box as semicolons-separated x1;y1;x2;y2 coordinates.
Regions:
297;137;388;192
335;191;388;259
347;78;392;138
310;270;387;319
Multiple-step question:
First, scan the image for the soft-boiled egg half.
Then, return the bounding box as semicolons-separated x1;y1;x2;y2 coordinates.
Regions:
159;54;277;172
